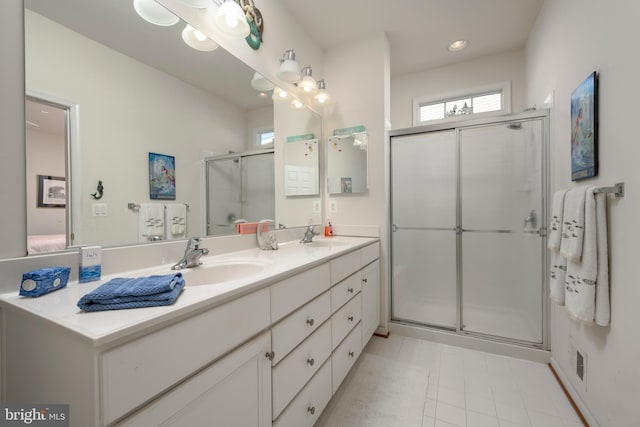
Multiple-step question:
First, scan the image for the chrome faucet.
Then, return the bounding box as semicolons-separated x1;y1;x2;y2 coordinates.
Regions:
171;237;209;270
257;219;278;250
300;225;319;243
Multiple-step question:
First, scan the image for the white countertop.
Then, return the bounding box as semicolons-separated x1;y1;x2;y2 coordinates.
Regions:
0;236;377;348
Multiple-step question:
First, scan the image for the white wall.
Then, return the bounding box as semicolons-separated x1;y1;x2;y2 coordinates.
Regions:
246;105;274;150
391;49;527;130
25;127;66;236
26;10;248;247
526;1;640;425
323;33;390;330
0;0;26;258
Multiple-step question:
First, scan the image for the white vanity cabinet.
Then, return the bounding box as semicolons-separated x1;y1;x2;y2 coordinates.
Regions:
0;237;380;427
2;288;271;427
118;332;272;427
271;241;380;426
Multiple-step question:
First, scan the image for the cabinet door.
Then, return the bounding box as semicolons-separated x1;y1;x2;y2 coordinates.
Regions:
361;260;380;347
118;332;271;427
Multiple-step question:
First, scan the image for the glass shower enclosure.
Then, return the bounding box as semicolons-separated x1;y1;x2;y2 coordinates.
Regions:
390;110;548;347
206;150;275;236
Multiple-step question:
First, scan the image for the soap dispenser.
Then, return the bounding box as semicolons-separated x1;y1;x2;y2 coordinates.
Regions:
324;221;333;237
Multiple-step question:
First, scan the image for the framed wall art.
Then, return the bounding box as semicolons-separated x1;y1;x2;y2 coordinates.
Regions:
37;175;66;208
149;152;176;200
571;71;598;181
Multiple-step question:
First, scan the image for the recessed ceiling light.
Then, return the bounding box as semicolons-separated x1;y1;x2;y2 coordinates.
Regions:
448;40;468;52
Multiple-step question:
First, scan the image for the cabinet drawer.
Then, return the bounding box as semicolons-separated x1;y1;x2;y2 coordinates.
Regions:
273;358;332;427
118;332;271;427
271;264;330;323
361;242;379;267
332;323;362;394
101;288;270;426
272;320;331;419
330;250;360;285
331;293;362;349
271;291;330;365
330;272;361;313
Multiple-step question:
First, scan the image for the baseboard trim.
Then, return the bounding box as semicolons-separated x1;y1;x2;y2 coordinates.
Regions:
549;358;598;426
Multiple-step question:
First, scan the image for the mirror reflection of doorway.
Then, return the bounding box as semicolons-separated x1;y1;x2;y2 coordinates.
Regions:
25;96;69;254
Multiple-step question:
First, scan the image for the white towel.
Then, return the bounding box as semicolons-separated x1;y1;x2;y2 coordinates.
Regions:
549;251;567;305
139;203;164;242
560;187;587;262
548;189;568;304
548;189;567;251
565;187;597;323
594;191;610;326
165;203;187;238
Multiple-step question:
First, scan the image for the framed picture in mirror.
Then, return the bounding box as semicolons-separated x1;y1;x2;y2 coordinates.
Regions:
149;152;176;200
37;175;66;208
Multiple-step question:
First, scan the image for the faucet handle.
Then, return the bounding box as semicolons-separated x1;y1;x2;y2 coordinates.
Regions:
187;237;201;251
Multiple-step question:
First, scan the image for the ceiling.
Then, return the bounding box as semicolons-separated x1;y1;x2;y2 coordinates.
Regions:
281;0;544;76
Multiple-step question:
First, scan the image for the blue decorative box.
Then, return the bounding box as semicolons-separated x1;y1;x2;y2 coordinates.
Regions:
19;267;71;297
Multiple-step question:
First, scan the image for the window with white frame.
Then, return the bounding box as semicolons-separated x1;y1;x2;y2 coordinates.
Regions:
413;81;511;126
256;129;274;148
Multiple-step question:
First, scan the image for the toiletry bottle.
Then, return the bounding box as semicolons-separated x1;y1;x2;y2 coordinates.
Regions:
325;221;333;237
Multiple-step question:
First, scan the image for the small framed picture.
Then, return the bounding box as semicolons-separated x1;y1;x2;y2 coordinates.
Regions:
341;177;352;193
37;175;66;208
149;152;176;200
571;71;598;181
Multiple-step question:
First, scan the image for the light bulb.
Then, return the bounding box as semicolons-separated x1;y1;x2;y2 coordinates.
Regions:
225;14;238;28
194;29;207;41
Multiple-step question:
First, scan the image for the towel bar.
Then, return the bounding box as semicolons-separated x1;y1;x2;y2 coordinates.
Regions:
128;202;190;211
594;182;624;198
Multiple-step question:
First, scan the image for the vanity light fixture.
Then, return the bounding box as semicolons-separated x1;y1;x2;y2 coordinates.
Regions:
277;50;302;83
214;0;250;37
133;0;179;26
290;99;305;110
272;87;290;101
251;72;275;92
182;25;219;51
313;80;331;105
448;39;468;52
176;0;213;8
298;66;317;93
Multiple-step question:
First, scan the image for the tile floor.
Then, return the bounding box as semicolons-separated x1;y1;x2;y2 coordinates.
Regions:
315;334;584;427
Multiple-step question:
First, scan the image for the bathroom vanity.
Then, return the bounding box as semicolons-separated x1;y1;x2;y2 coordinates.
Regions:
0;236;380;427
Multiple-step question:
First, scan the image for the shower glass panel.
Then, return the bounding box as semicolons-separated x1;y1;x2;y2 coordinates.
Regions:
459;119;544;343
391;131;457;329
207;157;242;236
206;151;274;236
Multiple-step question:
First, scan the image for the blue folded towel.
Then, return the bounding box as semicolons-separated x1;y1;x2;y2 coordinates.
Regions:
77;273;185;312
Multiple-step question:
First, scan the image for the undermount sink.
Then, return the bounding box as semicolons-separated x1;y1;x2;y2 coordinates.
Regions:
302;239;350;248
179;258;272;286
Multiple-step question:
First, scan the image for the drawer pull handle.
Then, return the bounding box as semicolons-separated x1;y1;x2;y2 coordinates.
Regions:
362;278;368;283
306;318;315;326
308;405;316;415
348;351;355;358
347;287;354;293
348;315;354;322
265;351;275;361
307;357;315;366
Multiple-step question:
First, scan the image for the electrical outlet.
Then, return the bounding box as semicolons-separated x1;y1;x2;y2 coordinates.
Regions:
92;203;107;217
329;200;337;213
312;200;321;213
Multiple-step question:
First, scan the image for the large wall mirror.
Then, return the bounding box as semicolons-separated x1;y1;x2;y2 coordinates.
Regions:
23;0;319;254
